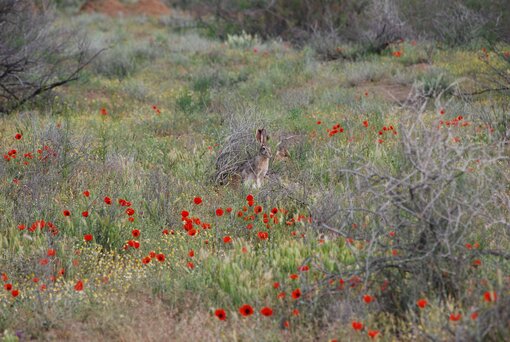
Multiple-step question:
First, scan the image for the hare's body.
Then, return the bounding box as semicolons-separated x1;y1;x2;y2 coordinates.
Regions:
241;129;271;188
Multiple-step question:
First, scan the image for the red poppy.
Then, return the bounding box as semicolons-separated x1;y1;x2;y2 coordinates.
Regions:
132;229;140;238
215;308;226;320
472;259;481;267
1;273;7;282
4;284;12;291
14;133;22;140
246;194;254;202
39;258;49;266
449;313;462;321
156;253;165;262
223;236;232;243
142;256;151;264
298;265;309;272
187;262;194;269
260;307;273;316
484;291;497;302
188;229;197;236
352;321;364;331
83;190;90;197
226;207;232;213
216;208;224;216
82;211;89;217
289;274;299;280
63;210;71;217
273;282;280;289
193;197;202;205
181;210;189;217
100;108;108;115
292;309;299;316
104;196;112;205
84;234;93;241
258;231;269;240
291;288;301;299
277;292;286;299
368;330;380;339
239;304;254;317
74;280;83;291
126;208;135;216
417;298;428;309
162;229;169;235
47;249;56;257
149;251;156;258
363;295;374;304
470;312;478;320
254;205;262;214
11;289;19;297
17;224;25;231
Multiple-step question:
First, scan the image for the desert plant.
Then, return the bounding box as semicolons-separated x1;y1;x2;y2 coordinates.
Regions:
0;0;98;114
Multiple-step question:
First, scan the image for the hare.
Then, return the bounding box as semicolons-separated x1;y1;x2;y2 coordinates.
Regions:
241;128;272;188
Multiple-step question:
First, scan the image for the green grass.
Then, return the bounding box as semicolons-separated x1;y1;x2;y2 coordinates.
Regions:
0;13;509;342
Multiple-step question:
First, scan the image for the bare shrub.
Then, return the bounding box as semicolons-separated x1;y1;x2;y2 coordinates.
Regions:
214;103;266;185
309;95;509;337
0;0;98;114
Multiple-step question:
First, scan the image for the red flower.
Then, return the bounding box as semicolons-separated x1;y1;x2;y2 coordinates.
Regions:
254;205;262;214
277;292;286;299
226;207;232;213
258;231;269;240
363;120;369;127
47;249;56;257
104;196;112;205
215;208;224;217
470;312;479;320
142;256;151;264
17;224;25;231
4;283;12;291
82;211;89;217
483;291;497;302
74;280;83;291
246;194;254;202
215;309;226;321
156;253;165;262
273;282;280;289
289;274;299;280
188;249;195;257
84;234;93;242
14;133;22;140
126;208;135;216
63;210;71;217
239;304;254;317
181;210;189;217
449;313;462;322
368;330;380;339
440;108;445;115
11;289;19;297
291;288;301;299
188;229;197;236
162;229;169;235
149;251;156;258
132;229;141;238
39;258;49;266
187;262;194;269
193;197;202;205
1;273;7;282
292;309;299;316
363;294;374;304
100;108;108;115
352;321;364;331
417;298;428;309
83;190;90;197
223;236;232;243
298;265;309;272
260;307;273;316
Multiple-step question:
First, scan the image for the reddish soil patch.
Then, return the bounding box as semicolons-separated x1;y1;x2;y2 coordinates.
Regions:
81;0;171;17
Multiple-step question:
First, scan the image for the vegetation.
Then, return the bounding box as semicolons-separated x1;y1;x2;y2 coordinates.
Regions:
0;1;509;341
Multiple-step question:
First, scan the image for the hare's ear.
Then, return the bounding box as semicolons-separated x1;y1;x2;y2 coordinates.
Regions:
256;128;269;144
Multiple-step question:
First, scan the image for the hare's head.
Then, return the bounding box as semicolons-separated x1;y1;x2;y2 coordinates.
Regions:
256;128;272;158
